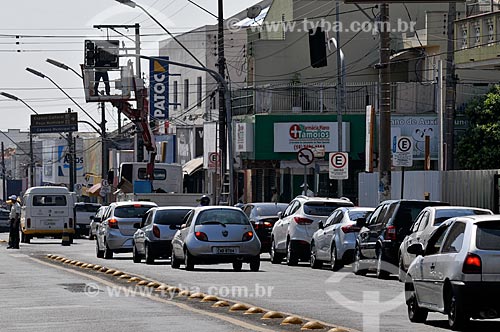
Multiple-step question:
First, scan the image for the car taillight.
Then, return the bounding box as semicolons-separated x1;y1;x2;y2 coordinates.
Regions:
195;231;208;241
384;225;397;240
69;218;73;228
27;218;31;228
253;222;273;230
153;225;161;238
294;217;313;225
463;253;482;274
341;224;361;233
108;219;119;229
242;231;254;241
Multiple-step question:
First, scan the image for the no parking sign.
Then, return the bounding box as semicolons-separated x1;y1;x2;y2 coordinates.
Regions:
329;152;348;180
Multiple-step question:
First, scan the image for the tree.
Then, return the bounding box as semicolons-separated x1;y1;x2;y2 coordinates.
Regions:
457;85;500;169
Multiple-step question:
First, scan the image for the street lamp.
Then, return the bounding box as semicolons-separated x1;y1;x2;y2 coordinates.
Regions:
46;58;83;79
0;92;39;187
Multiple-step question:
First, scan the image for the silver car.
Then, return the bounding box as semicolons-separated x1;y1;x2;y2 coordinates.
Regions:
89;205;108;240
399;206;492;281
310;207;374;270
405;215;500;330
132;206;193;264
170;206;261;271
96;201;157;259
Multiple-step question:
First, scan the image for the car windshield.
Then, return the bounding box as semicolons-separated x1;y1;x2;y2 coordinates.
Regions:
114;205;153;218
254;204;287;216
196;209;249;225
304;202;353;216
434;209;491;226
348;210;372;221
154;209;192;225
476;221;500;250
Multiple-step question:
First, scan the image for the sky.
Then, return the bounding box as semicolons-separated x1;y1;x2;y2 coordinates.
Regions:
0;0;257;132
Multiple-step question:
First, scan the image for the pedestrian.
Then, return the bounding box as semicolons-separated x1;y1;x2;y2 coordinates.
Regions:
198;195;211;207
271;187;280;203
7;195;21;249
300;183;314;197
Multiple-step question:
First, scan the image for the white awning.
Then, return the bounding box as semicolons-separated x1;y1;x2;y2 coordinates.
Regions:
182;157;203;176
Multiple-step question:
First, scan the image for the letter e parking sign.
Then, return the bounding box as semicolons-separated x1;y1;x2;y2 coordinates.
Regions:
329;152;348;180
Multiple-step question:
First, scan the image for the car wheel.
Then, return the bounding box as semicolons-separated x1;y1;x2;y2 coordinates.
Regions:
310;243;322;269
286;241;298;266
145;243;155;265
448;291;469;330
398;255;407;283
353;245;367;276
21;232;26;243
104;241;113;259
132;243;141;263
407;283;428;323
184;248;194;271
25;235;31;244
171;249;181;269
376;250;390;279
96;239;104;258
330;243;343;271
270;238;283;264
233;261;243;272
249;255;260;272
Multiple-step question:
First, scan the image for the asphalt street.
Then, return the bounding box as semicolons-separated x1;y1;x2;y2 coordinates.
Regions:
2;233;500;332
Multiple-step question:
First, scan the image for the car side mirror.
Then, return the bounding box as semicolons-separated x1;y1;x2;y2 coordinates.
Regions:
277;212;283;219
318;221;324;230
181;224;187;229
133;222;141;229
356;218;367;228
407;243;425;256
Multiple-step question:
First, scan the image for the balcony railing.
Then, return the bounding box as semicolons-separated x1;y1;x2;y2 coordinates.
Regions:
231;82;492;116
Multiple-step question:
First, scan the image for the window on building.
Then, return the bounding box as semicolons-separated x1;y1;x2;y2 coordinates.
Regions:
184;79;189;109
461;24;468;50
474;23;481;46
173;81;178;110
488;19;495;45
197;76;202;108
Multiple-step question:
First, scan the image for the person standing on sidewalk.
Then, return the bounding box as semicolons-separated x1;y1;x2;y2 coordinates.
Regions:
7;195;21;249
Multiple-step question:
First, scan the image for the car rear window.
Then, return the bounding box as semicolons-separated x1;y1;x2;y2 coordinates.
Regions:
75;204;101;213
196;209;249;225
434;209;491;226
33;195;67;206
255;204;287;217
476;221;500;250
348;210;372;221
154;209;192;225
392;202;448;227
114;206;153;218
304;202;354;216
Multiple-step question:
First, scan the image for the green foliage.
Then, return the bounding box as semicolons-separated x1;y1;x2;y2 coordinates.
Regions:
457;85;500;169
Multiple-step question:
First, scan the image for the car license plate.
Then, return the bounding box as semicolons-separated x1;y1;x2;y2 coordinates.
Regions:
44;220;56;226
213;247;239;254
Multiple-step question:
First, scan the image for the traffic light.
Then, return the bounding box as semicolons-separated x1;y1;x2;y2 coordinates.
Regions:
84;40;96;68
308;28;327;68
84;40;119;69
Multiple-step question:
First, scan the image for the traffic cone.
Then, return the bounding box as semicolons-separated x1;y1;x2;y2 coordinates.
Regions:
62;223;71;246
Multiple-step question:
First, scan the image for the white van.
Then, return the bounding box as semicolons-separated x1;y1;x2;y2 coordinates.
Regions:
20;186;76;243
117;162;183;193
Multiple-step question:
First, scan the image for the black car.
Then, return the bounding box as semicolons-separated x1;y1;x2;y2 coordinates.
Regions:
242;202;288;253
354;199;449;279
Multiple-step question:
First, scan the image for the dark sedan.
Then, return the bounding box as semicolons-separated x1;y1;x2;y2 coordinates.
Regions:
242;203;288;253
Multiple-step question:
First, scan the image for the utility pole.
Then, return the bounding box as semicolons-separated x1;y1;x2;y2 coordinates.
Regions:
218;0;227;204
1;142;6;201
445;2;457;170
101;101;108;203
29;130;34;187
378;3;392;202
67;108;75;192
336;0;344;197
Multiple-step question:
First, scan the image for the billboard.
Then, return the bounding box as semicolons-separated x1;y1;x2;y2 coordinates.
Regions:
149;57;169;121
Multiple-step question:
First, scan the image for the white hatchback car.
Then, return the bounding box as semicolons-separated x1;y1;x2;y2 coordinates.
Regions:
399;206;492;281
270;196;354;266
405;215;500;330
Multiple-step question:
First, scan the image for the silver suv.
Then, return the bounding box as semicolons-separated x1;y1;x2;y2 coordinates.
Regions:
96;201;157;259
270;196;353;265
405;215;500;330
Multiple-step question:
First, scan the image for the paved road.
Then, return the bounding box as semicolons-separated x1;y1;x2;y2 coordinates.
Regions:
0;241;266;332
2;234;500;332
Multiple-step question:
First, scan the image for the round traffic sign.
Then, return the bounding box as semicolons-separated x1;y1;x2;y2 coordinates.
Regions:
330;152;347;169
397;137;412;152
297;148;314;166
